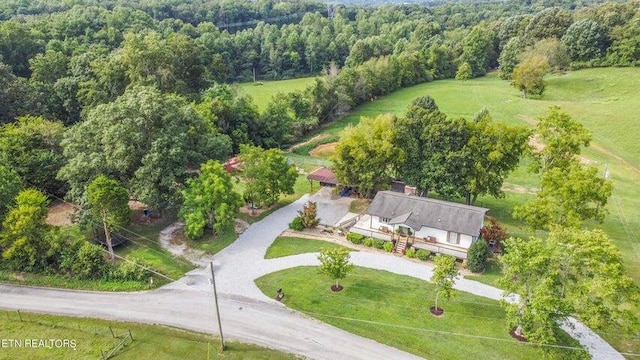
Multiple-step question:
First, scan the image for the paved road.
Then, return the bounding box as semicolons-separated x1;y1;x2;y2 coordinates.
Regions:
0;194;624;360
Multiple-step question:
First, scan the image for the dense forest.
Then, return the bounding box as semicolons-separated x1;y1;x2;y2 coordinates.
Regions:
0;0;638;208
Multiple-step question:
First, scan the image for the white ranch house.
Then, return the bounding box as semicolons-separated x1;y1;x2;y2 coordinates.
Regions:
350;191;488;259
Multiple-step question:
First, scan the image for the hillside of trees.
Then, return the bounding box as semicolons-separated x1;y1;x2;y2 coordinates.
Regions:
0;0;638;207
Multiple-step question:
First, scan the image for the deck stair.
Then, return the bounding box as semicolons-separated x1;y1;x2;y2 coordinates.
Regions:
395;236;408;254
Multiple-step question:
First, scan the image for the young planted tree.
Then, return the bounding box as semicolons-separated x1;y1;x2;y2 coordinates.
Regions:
180;160;243;240
317;247;354;292
430;254;458;315
500;229;639;344
298;201;320;229
86;175;131;260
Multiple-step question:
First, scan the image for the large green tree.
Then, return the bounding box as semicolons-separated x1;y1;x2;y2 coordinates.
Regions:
180;160;243;240
87;175;131;260
0;164;22;224
334;114;402;198
0;189;50;271
465;109;530;204
562;19;608;62
498;36;527;80
59;86;232;212
514;162;612;231
195;84;260;152
239;144;298;208
531;107;592;172
524;7;573;42
394;97;470;199
0;115;67;197
511;54;550;98
500;229;638;344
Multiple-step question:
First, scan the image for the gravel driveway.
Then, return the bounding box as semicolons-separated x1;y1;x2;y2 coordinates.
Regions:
0;195;624;360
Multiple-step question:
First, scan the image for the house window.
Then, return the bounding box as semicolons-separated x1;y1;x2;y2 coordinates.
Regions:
380;217;391;224
447;231;460;244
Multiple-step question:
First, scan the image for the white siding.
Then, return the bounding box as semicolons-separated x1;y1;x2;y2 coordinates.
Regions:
412;242;468;259
414;227;448;244
459;234;473;249
370;216;390;232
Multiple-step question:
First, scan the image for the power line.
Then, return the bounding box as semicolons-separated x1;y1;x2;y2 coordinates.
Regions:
301;310;640;357
28;183;640;356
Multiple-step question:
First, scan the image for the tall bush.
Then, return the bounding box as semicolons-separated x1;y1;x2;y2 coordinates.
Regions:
467;239;490;273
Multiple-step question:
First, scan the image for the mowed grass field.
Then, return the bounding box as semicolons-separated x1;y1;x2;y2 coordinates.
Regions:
237;77;314;111
256;267;586;360
300;68;640;286
0;310;297;360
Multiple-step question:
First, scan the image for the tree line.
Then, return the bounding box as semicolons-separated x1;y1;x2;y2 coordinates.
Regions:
1;1;639;124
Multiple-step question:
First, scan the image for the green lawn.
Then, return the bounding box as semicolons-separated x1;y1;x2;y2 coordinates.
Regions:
237;77;314;111
117;220;195;284
298;68;640;285
465;259;502;288
0;310;297;360
264;236;353;259
255;266;586;360
183;225;238;255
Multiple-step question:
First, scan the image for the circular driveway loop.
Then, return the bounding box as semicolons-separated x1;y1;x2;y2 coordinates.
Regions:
0;195;624;360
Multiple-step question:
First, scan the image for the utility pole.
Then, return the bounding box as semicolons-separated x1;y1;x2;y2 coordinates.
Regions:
210;262;225;351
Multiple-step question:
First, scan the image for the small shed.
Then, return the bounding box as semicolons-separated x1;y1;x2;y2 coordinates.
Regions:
223;156;242;173
307;167;337;187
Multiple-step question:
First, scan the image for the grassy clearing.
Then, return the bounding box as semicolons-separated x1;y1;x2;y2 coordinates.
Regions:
237;77;314;111
0;310;297;360
264;236;352;259
465;259;502;288
297;69;640;285
348;198;371;214
255;266;586;360
0;271;147;292
182;225;237;255
117;220;195;283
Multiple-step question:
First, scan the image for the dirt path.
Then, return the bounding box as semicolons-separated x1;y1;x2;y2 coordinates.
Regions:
520;115;639;173
288;133;331;152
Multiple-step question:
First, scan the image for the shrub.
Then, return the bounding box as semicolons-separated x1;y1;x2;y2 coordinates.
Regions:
298;201;320;229
406;248;416;258
383;242;394;252
346;233;364;244
372;239;385;249
72;242;107;279
363;237;373;247
416;249;430;261
467;240;490;273
109;257;150;281
289;216;305;231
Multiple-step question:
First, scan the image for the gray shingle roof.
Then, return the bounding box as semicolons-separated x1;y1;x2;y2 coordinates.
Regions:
367;191;489;236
